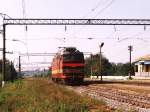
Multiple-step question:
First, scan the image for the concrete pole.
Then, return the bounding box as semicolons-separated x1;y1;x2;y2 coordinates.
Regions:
90;54;93;78
2;24;6;87
10;61;13;82
128;45;133;79
99;42;104;81
19;56;21;78
99;45;102;80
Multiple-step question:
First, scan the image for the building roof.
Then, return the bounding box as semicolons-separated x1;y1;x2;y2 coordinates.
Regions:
135;54;150;62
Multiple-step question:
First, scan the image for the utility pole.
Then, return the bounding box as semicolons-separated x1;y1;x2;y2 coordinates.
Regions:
10;61;13;82
90;54;93;78
99;42;104;81
128;45;133;79
19;56;21;78
0;31;3;87
2;24;6;87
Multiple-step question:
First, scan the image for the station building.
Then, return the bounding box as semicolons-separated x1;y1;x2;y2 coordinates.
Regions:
134;54;150;77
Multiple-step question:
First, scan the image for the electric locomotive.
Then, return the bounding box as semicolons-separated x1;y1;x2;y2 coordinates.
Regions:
51;47;84;84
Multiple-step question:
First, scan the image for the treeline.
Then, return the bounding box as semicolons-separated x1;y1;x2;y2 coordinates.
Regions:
85;54;134;77
33;70;51;77
0;59;18;82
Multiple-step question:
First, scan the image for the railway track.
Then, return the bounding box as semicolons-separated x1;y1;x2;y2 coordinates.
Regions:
68;84;150;111
85;85;150;108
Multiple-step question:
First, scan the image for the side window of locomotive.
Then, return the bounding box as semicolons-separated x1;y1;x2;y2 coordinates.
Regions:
63;54;74;61
75;54;84;61
63;55;70;61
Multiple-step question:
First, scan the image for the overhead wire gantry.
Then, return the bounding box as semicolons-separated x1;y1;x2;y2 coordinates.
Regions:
3;18;150;25
2;18;150;83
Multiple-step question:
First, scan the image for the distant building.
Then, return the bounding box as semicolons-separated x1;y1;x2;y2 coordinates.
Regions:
134;54;150;77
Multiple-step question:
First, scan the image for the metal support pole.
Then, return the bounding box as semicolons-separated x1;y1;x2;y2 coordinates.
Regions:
99;42;104;81
2;24;6;87
19;56;21;78
10;61;13;82
128;45;133;79
129;48;131;78
90;54;93;78
99;46;102;80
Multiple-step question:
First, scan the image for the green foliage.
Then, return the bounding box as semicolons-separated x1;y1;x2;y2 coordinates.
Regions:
0;60;2;72
48;69;51;76
85;54;113;76
33;69;51;78
0;74;2;86
33;72;49;78
0;59;18;82
85;54;135;76
111;63;135;76
0;78;111;112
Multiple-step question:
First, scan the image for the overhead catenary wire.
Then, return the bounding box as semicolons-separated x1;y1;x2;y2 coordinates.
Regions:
71;0;115;41
93;0;115;18
82;0;103;19
73;0;116;41
72;0;108;39
5;35;150;41
117;31;148;43
106;25;150;42
107;33;150;63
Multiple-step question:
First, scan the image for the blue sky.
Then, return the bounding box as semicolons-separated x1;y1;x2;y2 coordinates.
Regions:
0;0;150;70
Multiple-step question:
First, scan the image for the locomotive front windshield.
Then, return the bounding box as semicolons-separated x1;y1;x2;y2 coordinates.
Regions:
63;53;84;62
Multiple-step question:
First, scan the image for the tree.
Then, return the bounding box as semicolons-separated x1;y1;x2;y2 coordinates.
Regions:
0;59;17;82
84;54;112;77
84;54;135;77
112;63;135;76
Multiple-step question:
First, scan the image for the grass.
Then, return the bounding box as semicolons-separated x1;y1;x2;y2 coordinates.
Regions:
0;78;114;112
0;73;2;87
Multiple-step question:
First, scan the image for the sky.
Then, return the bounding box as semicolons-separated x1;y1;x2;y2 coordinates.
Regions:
0;0;150;70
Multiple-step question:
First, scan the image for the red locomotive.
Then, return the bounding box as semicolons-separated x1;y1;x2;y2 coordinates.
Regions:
51;47;84;84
